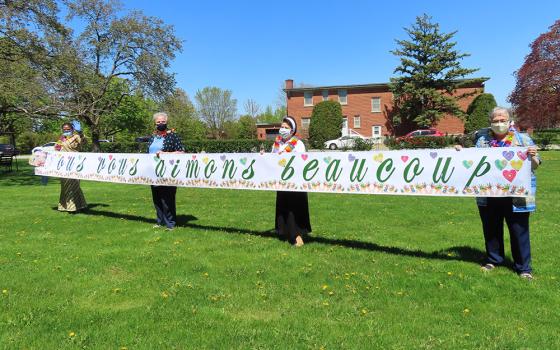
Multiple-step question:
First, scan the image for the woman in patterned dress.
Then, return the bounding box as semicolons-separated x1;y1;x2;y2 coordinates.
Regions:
56;121;87;213
272;116;311;247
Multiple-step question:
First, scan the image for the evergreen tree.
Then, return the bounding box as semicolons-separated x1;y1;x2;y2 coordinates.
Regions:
465;93;497;133
390;14;479;130
308;101;343;149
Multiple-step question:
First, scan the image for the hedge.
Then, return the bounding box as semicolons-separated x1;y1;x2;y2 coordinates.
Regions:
86;139;275;153
384;136;455;150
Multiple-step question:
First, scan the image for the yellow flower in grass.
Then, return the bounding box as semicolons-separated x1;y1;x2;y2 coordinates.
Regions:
161;291;169;299
321;285;328;290
2;289;8;295
463;308;470;314
68;332;76;337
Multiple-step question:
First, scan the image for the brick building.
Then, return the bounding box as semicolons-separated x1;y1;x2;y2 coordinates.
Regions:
283;78;488;139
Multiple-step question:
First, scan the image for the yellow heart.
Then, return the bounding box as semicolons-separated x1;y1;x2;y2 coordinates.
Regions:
510;159;523;171
202;157;209;164
373;153;384;162
278;159;287;167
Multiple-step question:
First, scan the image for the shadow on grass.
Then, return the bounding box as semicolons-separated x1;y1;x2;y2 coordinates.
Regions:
0;169;42;186
75;205;503;267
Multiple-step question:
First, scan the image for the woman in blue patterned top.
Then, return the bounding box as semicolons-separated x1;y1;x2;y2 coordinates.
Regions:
148;112;185;230
474;107;541;280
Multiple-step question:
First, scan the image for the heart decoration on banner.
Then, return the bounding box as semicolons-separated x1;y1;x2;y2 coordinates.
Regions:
348;154;356;162
510;160;523;171
202;157;209;164
278;158;287;167
495;159;507;170
98;156;103;161
220;155;226;161
462;160;473;169
169;160;175;165
502;151;514;161
517;151;528;161
373;154;384;162
109;155;113;160
401;156;409;163
301;154;308;161
192;155;197;160
323;156;332;164
502;169;517;182
430;152;438;159
240;157;247;165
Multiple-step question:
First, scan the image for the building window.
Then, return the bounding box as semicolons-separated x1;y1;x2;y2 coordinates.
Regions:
342;117;348;130
354;115;361;128
372;125;382;137
322;90;329;101
304;91;313;106
371;97;381;112
302;118;310;130
338;89;347;105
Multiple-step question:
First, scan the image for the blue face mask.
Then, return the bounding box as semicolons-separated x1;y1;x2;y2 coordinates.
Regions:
63;131;73;137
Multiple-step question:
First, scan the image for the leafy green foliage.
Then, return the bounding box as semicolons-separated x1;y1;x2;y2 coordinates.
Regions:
195;87;237;139
465;93;497;133
384;136;454;149
390;14;479;129
308;101;343;149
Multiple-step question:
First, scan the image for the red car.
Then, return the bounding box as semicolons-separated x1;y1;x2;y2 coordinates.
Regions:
397;129;444;141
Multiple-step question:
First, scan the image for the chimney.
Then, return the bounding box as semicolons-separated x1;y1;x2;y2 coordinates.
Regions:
285;79;294;90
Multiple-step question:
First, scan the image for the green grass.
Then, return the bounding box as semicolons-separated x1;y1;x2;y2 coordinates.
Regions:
1;152;559;349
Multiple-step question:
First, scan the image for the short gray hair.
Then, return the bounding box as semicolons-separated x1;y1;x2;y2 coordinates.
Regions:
489;107;510;122
153;112;168;122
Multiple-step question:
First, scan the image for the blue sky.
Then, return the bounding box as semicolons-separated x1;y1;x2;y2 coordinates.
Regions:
116;0;560;113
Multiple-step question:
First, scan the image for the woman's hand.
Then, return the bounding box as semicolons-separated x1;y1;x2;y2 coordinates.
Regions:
156;151;162;158
526;146;538;157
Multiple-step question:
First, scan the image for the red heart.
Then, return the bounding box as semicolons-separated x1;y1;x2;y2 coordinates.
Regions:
109;155;113;160
517;151;528;161
401;156;409;162
503;169;517;182
301;154;308;161
192;155;197;160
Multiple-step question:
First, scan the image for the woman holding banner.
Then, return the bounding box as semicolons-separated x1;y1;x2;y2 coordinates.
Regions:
148;112;185;230
56;121;87;213
474;107;540;280
272;116;311;247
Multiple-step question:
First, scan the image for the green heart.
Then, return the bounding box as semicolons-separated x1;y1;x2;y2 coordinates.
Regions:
240;157;247;165
323;157;332;164
495;159;507;170
462;160;473;169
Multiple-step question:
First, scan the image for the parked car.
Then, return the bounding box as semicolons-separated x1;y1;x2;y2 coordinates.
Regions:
324;135;368;150
31;142;57;154
134;136;151;143
396;129;444;141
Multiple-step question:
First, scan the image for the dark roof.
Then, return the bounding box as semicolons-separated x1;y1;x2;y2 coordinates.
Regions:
284;78;490;92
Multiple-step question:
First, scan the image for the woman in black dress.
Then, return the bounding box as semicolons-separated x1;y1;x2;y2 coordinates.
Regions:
272;116;312;246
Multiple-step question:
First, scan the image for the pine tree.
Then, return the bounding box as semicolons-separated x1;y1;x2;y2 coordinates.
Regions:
390;14;479;130
465;93;497;133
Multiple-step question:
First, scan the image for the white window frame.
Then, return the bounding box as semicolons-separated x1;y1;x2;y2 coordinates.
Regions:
353;115;361;129
322;90;329;101
342;117;348;129
371;97;381;113
301;117;310;130
338;89;348;105
304;91;313;107
372;125;382;137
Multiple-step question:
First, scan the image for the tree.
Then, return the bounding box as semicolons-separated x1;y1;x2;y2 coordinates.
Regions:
195;86;237;139
161;88;206;140
390;14;479;130
256;105;284;123
48;0;182;150
509;19;560;129
465;93;497;133
237;115;257;139
243;99;260;118
308;100;343;149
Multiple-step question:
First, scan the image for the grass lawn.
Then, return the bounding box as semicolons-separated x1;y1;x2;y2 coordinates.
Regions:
1;152;559;349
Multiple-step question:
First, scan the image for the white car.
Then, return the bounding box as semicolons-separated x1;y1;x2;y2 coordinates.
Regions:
324;135;368;150
32;142;57;154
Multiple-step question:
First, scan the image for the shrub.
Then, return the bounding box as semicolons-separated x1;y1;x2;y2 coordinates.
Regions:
532;131;559;150
308;101;343;149
351;138;373;151
384;136;453;150
85;140;275;153
465;93;497;133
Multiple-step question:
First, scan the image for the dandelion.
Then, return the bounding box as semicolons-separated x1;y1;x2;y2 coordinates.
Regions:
322;301;329;306
69;332;76;337
203;272;209;277
2;289;7;295
447;272;453;276
328;291;334;296
463;308;470;314
361;309;368;315
321;285;328;290
161;291;169;299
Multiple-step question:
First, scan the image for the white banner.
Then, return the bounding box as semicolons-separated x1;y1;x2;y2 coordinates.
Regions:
34;148;532;197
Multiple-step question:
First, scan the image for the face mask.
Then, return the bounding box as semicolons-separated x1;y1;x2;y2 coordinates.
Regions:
62;131;72;137
156;123;167;131
491;122;509;135
279;127;292;138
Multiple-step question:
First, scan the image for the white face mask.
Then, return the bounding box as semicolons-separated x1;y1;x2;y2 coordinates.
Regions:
491;122;509;135
279;127;292;138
